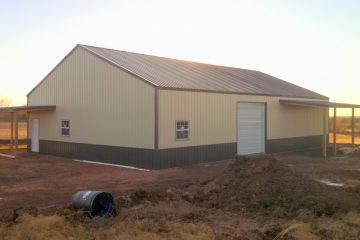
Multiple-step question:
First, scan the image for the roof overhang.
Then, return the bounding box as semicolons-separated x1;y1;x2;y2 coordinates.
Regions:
279;99;360;108
0;105;56;113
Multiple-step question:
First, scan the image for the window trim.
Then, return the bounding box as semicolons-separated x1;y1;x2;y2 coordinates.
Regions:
175;120;190;141
60;119;70;137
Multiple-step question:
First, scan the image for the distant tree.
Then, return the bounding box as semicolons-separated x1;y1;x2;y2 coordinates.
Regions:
0;97;11;107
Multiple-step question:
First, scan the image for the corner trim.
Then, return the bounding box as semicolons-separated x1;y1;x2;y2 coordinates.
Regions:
154;89;159;149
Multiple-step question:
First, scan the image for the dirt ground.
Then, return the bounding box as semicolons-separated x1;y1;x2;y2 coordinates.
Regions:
1;149;360;214
276;150;360;188
1;149;360;239
0;152;227;217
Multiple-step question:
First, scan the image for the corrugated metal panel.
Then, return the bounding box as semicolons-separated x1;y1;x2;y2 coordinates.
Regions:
80;44;327;100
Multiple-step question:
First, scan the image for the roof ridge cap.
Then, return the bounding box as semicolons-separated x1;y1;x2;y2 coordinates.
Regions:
78;44;259;72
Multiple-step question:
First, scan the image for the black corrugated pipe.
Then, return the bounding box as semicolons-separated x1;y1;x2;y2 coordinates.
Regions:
72;191;115;218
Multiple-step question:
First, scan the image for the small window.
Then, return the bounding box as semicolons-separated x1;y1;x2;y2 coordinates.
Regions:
61;120;70;136
175;120;189;140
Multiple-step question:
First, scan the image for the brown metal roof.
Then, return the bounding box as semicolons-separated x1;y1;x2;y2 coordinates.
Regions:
279;99;360;108
79;45;328;100
0;105;56;113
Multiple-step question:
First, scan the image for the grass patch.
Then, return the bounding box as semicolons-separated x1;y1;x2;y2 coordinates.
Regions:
248;195;345;218
0;214;215;240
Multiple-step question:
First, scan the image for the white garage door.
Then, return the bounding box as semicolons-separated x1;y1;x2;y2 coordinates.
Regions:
237;102;265;155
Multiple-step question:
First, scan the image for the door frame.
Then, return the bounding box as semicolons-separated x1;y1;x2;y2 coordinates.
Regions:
236;101;267;154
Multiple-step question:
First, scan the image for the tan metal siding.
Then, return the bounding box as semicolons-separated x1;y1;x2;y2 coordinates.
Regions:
28;47;155;149
158;90;323;149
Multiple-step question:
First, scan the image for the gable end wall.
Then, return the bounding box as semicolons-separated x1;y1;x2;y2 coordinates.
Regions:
28;47;155;149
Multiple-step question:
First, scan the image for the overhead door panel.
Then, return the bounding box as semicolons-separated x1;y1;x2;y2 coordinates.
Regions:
237;102;265;155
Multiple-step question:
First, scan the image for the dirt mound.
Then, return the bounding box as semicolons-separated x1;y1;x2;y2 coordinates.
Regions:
193;155;351;217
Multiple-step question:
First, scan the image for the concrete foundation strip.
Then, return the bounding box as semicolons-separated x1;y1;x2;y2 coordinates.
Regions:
73;159;150;171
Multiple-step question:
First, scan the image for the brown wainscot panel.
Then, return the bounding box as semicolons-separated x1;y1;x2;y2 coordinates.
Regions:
267;135;323;153
37;136;323;169
39;140;156;169
38;140;236;169
154;143;237;169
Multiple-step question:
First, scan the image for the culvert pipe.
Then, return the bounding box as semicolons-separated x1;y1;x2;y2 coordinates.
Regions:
72;191;115;218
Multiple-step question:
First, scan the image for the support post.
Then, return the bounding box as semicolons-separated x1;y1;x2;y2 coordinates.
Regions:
322;107;327;158
10;112;14;150
352;107;355;146
333;107;337;155
14;112;18;158
26;111;29;151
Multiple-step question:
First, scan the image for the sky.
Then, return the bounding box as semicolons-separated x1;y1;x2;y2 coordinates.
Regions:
0;0;359;114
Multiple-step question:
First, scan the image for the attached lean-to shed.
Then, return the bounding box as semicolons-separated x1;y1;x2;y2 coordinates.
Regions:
26;44;335;169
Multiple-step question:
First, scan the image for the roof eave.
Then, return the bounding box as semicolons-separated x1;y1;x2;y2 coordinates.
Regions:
0;105;56;113
279;99;360;108
158;87;329;100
